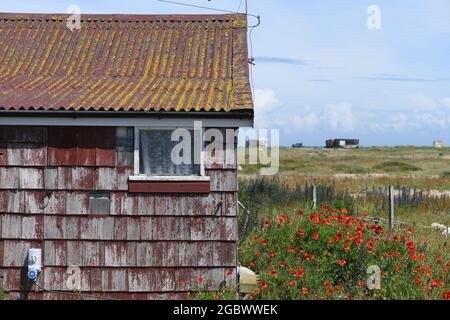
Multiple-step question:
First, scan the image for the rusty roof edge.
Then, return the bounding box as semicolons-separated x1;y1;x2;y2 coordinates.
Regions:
0;12;247;22
0;109;253;119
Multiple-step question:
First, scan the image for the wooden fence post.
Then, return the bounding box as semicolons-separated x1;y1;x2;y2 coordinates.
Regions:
312;185;317;209
389;186;395;230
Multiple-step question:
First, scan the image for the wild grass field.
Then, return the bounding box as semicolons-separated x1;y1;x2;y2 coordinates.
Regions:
238;146;450;226
197;147;450;300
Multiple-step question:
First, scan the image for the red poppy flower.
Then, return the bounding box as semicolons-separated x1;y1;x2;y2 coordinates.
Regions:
263;219;270;228
342;208;348;214
279;261;286;268
310;214;320;223
406;228;413;234
289;280;298;286
326;289;333;295
358;281;365;287
255;251;261;256
322;204;329;211
262;240;268;246
270;270;278;277
302;287;309;296
249;261;255;267
297;210;304;216
313;233;319;240
269;250;276;257
338;259;346;266
324;282;332;288
362;211;368;217
443;291;450;300
260;281;268;289
297;229;305;235
431;279;439;287
197;276;204;284
293;268;304;278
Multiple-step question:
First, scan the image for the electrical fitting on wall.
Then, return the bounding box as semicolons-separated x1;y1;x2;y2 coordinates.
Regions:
27;248;42;282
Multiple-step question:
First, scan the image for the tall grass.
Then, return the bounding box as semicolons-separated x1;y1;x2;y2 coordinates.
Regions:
238;177;450;239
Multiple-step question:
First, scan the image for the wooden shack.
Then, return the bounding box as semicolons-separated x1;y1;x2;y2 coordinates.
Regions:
325;139;359;149
0;13;253;299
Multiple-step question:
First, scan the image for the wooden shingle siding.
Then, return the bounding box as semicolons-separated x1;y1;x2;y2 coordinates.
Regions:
0;125;238;299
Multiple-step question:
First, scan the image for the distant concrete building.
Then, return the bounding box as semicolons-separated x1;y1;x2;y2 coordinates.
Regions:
325;139;359;149
433;140;445;148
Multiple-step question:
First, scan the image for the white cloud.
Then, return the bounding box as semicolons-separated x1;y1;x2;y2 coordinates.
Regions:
320;103;357;132
254;89;282;111
439;97;450;108
410;93;438;109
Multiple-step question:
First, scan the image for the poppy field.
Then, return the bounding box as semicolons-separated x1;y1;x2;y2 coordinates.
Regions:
239;205;449;300
197;204;449;300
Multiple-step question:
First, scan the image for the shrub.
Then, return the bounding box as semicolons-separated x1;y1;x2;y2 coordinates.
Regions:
440;171;450;178
372;161;421;173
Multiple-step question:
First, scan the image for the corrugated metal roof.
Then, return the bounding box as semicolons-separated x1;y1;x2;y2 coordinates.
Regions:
0;13;253;113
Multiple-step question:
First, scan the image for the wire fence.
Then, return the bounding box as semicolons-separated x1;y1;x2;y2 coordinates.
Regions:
237;177;450;239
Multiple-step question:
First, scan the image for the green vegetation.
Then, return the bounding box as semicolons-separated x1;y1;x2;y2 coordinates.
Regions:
372;161;422;173
0;284;6;300
197;147;450;300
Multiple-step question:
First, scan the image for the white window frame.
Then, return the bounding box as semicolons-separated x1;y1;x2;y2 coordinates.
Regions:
131;126;208;181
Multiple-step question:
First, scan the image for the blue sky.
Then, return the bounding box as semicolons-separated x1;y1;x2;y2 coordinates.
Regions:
2;0;450;146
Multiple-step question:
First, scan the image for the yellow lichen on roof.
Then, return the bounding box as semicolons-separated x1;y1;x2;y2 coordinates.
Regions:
0;13;253;112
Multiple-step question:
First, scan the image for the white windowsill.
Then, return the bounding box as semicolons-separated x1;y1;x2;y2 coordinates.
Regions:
129;175;210;182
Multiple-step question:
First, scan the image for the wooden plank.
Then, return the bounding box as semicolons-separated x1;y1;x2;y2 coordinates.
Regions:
129;181;210;193
117;166;133;191
44;167;58;190
0;191;9;212
1;214;21;238
24;191;44;214
57;167;72;190
3;241;36;267
96;127;116;167
137;194;155;215
104;243;128;267
7;143;47;166
43;191;66;214
66;192;89;215
71;167;96;190
47;127;78;166
77;128;97;166
206;169;237;192
0;143;7;165
22;215;43;239
96;167;118;190
222;192;237;216
7;191;24;213
0;167;19;189
0;126;46;143
101;269;128;291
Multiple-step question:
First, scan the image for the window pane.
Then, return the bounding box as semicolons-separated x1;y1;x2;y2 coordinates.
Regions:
139;129;201;176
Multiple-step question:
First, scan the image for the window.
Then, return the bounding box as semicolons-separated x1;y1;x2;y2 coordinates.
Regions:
135;128;203;177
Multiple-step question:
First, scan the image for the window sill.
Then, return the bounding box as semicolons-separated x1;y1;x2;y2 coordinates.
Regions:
128;176;210;194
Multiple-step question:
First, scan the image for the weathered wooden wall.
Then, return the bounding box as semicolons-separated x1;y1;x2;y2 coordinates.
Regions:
0;125;238;300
